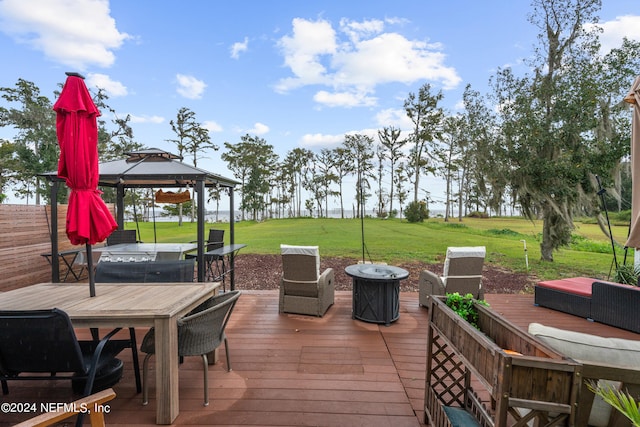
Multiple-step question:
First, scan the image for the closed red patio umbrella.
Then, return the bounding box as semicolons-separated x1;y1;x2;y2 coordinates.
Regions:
54;72;117;296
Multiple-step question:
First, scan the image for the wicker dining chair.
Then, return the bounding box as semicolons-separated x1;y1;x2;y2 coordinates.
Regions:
140;290;241;406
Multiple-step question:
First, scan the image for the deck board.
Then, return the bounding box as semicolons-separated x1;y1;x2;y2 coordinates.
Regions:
1;290;638;426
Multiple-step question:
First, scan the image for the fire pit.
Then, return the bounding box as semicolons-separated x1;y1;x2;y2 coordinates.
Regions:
345;264;409;326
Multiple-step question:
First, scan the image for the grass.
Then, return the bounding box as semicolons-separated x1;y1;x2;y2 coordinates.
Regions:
127;216;632;281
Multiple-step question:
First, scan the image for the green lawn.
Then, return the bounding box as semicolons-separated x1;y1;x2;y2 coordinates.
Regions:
127;216;631;281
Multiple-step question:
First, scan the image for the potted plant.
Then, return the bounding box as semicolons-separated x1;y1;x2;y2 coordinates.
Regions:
589;381;640;426
444;292;489;329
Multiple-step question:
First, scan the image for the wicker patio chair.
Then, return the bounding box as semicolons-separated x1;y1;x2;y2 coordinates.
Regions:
279;244;335;317
419;246;486;307
140;290;241;406
0;309;129;405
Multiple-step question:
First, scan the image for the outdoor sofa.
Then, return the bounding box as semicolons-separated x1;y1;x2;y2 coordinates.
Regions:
534;276;640;333
529;322;640;427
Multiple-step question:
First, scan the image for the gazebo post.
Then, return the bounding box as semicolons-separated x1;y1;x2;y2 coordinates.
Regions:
196;178;205;282
116;183;125;229
229;187;236;291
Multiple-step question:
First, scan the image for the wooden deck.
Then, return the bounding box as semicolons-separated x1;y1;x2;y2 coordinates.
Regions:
2;290;638;426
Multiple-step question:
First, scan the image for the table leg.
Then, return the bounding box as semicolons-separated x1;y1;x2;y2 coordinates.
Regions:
154;316;180;424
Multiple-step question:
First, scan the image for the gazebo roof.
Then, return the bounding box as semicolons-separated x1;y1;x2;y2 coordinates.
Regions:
42;148;239;189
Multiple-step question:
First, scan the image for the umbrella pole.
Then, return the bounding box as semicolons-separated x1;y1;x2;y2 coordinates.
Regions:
86;243;95;297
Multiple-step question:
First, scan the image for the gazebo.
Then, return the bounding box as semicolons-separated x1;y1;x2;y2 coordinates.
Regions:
41;148;240;283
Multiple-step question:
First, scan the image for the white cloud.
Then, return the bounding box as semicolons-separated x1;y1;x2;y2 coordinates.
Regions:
86;73;127;97
300;128;382;148
300;132;344;148
588;15;640;54
374;108;413;129
230;37;249;59
247;122;270;135
313;90;376;108
128;114;164;124
339;17;385;43
275;18;337;91
453;99;466;111
175;74;207;99
276;17;461;108
203;120;223;132
0;0;129;70
334;33;458;89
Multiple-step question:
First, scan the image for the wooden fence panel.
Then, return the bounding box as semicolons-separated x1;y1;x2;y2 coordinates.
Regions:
0;204;114;292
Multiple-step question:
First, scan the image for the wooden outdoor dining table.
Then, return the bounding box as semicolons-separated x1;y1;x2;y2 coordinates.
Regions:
0;281;220;424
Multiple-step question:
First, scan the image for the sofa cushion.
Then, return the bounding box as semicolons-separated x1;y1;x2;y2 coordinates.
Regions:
535;277;594;297
528;322;640;367
529;323;640;427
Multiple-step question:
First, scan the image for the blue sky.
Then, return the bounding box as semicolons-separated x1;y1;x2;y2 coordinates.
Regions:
1;0;640;212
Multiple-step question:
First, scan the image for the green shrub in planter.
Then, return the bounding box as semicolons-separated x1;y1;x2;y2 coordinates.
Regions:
445;292;489;329
614;263;640;286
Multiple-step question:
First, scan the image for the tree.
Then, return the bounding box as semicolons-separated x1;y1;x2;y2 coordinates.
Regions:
439;114;464;221
492;0;639;261
0;139;18;202
344;134;374;218
589;37;640;237
91;87;144;207
167;107;218;223
271;162;291;218
167;107;196;159
93;88;141;162
374;144;387;217
282;148;313;217
222;134;276;221
207;185;223;222
378;126;405;216
404;83;445;203
460;84;503;219
331;146;355;218
304;149;338;217
0;79;58;205
394;162;410;218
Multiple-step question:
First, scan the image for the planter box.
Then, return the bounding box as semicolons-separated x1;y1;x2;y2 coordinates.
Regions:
424;297;582;427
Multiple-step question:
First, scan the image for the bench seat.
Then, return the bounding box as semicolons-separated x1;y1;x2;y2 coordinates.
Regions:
534;277;596;318
535;277;635;331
